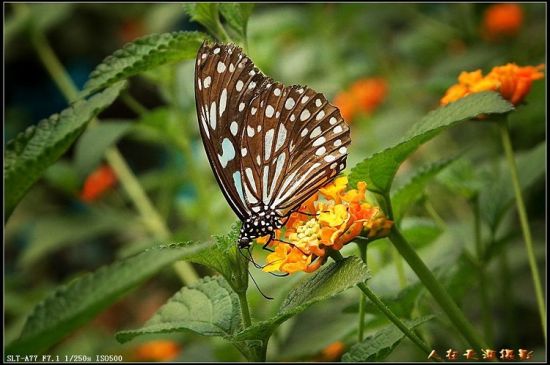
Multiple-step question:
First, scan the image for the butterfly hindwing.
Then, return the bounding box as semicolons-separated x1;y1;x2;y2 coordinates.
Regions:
241;82;350;217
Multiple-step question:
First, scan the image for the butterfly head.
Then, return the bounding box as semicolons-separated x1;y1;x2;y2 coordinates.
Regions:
238;209;283;249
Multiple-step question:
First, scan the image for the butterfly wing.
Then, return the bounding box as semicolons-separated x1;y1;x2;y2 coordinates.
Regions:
240;82;351;217
195;42;271;219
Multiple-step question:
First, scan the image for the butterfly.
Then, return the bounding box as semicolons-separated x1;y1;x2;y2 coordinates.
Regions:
195;42;351;250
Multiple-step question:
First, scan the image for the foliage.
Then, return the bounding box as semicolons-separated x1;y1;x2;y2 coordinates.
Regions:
4;3;545;362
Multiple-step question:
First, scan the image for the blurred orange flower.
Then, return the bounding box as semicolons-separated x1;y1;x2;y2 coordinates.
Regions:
319;341;346;361
261;176;393;274
333;78;387;122
440;63;544;106
133;340;181;361
80;164;117;202
482;4;523;40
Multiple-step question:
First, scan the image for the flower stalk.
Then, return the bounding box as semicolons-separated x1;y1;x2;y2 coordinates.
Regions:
498;119;546;340
329;250;441;361
28;13;199;284
388;228;487;349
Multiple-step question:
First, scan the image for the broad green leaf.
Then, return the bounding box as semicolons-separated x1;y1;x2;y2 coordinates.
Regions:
18;209;138;268
129;108;186;149
183;4;223;39
6;241;210;355
342;316;434;361
219;3;255;42
186;223;248;295
392;158;456;222
349;92;514;194
4;81;126;218
231;257;369;359
74;121;132;177
81;31;208;98
479;141;545;233
116;276;241;343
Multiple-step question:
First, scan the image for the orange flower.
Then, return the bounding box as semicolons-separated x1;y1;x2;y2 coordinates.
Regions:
80;164;117;202
482;4;523;40
333;90;358;121
333;78;387;122
486;63;545;105
133;340;181;361
350;78;387;114
262;178;393;274
319;341;346;361
440;63;544;106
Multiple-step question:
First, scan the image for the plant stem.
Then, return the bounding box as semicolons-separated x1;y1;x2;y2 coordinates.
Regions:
499;246;518;346
357;242;367;342
330;251;440;361
29;19;199;284
237;291;252;329
498;120;546;341
389;228;487;349
384;193;407;289
473;196;494;345
121;92;148;115
30;28;79;102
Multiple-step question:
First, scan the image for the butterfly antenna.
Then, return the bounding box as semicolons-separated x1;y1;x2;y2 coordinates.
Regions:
248;269;273;300
237;245;262;269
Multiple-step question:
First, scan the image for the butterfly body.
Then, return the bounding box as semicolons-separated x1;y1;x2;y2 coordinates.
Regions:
195;42;351;250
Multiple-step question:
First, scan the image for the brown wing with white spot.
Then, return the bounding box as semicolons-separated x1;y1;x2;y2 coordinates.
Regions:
240;81;351;217
195;42;270;219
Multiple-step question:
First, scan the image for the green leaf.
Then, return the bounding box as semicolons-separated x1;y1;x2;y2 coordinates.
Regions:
116;276;241;343
479;141;546;233
81;31;208;98
231;257;369;357
4;81;126;218
219;3;255;42
186;223;248;295
349;92;514;194
18;209;138;269
74;121;132;177
392;158;456;222
342;316;434;362
183;4;224;40
6;241;210;355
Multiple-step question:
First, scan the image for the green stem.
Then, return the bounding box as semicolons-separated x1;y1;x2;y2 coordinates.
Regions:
121;92;148;115
498;121;546;341
389;228;487;349
384;193;407;289
357;242;367;342
424;200;447;230
237;291;252;329
29;19;199;284
473;196;494;345
330;251;440;361
499;247;518;346
29;26;79;102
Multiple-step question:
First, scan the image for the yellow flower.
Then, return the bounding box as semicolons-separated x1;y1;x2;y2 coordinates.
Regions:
440;63;544;106
319;176;348;203
261;178;393;275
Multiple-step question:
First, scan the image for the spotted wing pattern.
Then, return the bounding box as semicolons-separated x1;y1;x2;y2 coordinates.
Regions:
195;42;351;235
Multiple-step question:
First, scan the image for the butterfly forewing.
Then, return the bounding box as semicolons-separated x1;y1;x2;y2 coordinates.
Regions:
195;42;351;242
195;43;271;219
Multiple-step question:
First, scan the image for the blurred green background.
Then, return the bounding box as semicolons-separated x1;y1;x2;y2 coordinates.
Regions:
4;3;546;362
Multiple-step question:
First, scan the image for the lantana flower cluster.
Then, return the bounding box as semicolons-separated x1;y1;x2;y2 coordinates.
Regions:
259;177;393;274
440;63;544;106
